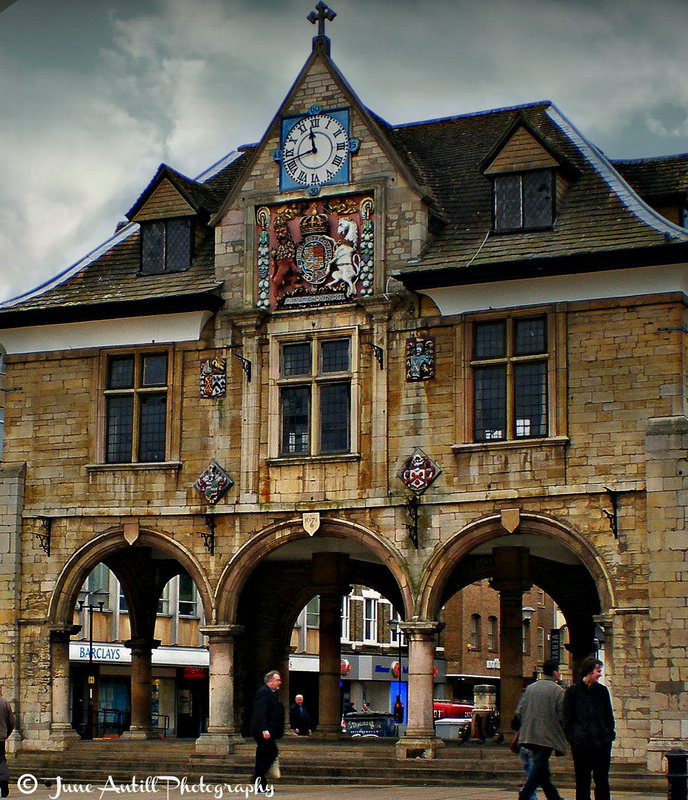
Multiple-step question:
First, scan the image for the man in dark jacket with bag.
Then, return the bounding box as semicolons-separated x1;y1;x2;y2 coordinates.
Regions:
250;670;284;793
563;657;615;800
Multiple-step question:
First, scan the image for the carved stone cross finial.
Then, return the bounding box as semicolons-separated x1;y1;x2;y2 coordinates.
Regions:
307;1;336;38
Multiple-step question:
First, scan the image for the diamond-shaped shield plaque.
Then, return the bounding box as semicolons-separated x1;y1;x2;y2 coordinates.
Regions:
194;461;234;504
398;448;441;495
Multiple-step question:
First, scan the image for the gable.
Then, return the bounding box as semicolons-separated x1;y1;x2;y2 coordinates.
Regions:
484;126;560;175
131;178;197;222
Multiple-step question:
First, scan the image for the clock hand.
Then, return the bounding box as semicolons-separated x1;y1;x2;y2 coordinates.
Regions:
309;128;318;154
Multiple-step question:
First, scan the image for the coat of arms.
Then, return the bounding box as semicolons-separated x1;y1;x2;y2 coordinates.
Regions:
398;448;442;495
256;196;375;311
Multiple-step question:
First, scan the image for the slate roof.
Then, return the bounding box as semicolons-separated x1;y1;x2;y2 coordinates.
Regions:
388;103;688;288
0;151;249;326
2;93;687;323
612;154;688;200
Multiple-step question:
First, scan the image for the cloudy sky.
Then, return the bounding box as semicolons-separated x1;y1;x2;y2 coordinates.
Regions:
1;0;687;303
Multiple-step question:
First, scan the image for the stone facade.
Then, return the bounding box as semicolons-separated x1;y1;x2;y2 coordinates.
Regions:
1;22;688;770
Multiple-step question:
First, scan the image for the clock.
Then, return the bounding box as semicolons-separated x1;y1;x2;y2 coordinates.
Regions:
277;107;354;192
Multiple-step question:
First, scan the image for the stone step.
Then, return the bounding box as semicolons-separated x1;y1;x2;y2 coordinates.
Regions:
8;740;666;793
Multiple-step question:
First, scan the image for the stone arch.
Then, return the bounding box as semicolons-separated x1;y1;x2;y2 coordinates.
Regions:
215;515;414;624
419;511;616;620
47;524;214;627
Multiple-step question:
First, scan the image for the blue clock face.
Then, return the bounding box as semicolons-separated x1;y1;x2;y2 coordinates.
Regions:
279;108;350;191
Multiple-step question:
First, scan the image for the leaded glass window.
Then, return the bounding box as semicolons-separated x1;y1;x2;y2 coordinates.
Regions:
104;352;168;463
472;316;549;442
278;336;352;456
493;170;554;231
140;218;193;274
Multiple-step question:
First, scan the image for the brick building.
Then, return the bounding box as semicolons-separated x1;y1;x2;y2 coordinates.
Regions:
1;7;688;769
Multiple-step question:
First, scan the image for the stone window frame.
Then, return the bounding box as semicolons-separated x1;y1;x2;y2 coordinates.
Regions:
90;345;181;468
455;306;568;448
268;325;360;462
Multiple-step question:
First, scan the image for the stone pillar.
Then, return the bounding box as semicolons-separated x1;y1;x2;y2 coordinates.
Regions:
311;553;349;740
49;625;81;749
395;620;443;760
317;592;342;737
491;547;531;737
196;624;244;755
235;314;264;504
645;416;688;771
121;638;159;739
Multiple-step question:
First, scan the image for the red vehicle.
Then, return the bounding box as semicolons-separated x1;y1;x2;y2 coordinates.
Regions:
432;699;474;721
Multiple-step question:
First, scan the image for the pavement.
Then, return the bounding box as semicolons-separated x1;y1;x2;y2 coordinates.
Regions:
3;774;668;800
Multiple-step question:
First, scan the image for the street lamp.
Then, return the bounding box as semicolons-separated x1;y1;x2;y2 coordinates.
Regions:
389;617;404;724
78;588;108;739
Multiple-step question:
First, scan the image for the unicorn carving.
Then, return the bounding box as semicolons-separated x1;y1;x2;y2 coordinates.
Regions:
327;218;360;297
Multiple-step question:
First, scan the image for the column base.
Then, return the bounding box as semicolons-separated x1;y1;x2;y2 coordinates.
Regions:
311;727;343;740
647;737;679;773
120;726;158;740
395;734;444;760
48;724;81;751
195;731;242;756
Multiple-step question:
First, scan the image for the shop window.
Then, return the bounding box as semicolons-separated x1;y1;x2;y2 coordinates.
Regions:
178;573;198;618
472;316;548;442
140;218;193;274
470;613;482;650
104;352;168;463
487;615;498;652
493;170;554;231
278;336;353;457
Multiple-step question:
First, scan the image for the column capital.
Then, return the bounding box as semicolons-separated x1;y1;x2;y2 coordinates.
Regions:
49;624;81;641
399;619;443;641
199;624;245;643
124;637;161;655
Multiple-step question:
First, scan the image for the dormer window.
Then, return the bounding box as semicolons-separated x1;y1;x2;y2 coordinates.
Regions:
140;217;193;274
493;170;554;232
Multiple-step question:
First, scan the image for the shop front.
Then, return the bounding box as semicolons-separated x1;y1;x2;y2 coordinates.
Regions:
69;642;209;738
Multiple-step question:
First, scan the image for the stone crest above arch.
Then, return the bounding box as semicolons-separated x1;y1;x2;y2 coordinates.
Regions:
47;524;214;627
418;511;616;620
215;515;413;623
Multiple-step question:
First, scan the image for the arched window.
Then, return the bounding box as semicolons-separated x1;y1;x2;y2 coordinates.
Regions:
470;613;482;650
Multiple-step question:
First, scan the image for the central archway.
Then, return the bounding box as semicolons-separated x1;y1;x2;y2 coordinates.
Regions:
215;516;413;737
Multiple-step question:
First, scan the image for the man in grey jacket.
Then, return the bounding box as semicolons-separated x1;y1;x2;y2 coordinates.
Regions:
512;660;567;800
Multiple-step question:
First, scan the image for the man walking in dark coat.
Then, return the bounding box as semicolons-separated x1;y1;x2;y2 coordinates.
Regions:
563;657;615;800
250;670;284;792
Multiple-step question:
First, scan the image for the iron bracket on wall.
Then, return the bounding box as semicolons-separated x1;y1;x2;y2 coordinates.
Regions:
405;494;420;549
603;487;619;539
232;351;252;383
366;343;384;370
36;517;52;556
202;514;216;555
